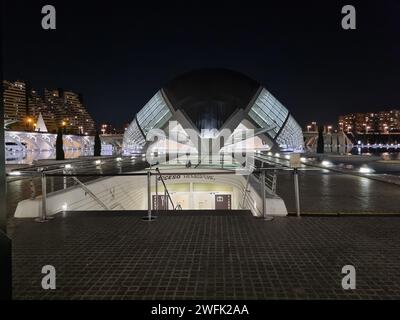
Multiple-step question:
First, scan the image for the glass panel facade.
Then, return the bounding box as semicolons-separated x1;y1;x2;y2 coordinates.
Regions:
136;91;172;135
248;88;289;139
275;115;304;151
123;118;146;151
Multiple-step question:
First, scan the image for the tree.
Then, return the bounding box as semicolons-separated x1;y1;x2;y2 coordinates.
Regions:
94;131;101;157
317;125;324;154
56;127;65;160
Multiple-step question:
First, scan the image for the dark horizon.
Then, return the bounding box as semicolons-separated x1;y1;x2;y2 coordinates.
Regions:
2;0;400;128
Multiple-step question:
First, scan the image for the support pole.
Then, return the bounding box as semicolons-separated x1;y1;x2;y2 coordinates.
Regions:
63;169;67;189
155;172;158;212
165;188;167;212
294;168;301;217
261;170;265;218
30;177;36;199
35;173;49;222
143;170;155;221
261;169;273;221
147;170;151;219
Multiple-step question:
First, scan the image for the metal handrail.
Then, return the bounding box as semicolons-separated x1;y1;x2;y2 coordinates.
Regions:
240;173;251;209
155;168;175;210
72;177;110;210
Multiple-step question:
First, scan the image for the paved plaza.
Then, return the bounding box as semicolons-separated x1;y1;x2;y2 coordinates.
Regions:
277;170;400;214
9;211;400;300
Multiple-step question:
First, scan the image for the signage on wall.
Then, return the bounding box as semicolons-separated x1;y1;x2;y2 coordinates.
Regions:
157;174;216;181
289;153;302;168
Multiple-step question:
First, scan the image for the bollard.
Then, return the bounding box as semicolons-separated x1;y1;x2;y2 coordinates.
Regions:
294;168;301;217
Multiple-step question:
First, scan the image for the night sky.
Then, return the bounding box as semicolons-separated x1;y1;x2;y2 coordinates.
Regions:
2;0;400;128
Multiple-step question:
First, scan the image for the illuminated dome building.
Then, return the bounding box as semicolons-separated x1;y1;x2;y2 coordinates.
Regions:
123;69;303;157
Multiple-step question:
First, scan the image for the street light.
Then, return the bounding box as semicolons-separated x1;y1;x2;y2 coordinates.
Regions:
26;117;32;131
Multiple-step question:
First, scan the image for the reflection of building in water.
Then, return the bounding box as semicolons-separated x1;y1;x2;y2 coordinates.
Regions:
123;69;304;157
4;130;121;164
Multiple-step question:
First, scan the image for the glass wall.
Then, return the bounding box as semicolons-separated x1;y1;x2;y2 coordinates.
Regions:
123;118;146;151
136;91;172;135
248;88;289;139
275;115;304;152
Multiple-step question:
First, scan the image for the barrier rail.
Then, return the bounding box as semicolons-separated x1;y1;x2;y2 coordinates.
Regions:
8;159;303;221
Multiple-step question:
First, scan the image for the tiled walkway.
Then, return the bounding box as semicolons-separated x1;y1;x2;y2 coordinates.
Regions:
9;211;400;299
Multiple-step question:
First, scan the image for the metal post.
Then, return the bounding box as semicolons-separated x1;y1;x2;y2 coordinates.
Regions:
164;188;167;212
35;173;49;222
30;177;36;199
261;169;273;221
147;171;151;219
155;172;158;212
294;168;301;217
63;169;67;189
143;170;155;221
261;170;265;217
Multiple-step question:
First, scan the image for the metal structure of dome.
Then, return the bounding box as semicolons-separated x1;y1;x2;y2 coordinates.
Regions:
123;68;304;154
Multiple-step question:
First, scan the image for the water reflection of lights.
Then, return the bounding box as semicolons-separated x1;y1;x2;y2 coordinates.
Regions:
359;166;374;174
321;160;333;167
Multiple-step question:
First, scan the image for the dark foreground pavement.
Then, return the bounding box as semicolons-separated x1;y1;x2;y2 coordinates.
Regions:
9;211;400;300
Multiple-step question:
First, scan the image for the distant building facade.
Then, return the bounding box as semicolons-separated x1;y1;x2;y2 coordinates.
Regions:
3;80;96;134
339;110;400;133
3;80;28;130
45;88;96;135
28;88;57;132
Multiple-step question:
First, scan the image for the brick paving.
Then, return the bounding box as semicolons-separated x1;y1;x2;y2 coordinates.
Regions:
9;211;400;300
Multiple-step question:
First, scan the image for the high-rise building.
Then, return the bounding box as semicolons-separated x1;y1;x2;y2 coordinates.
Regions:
3;79;96;134
27;88;57;132
3;80;28;130
339;110;400;133
44;88;96;135
63;91;96;135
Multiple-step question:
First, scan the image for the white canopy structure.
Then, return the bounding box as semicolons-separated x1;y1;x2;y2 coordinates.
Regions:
35;113;48;132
